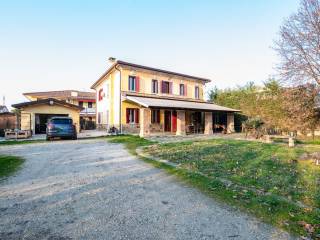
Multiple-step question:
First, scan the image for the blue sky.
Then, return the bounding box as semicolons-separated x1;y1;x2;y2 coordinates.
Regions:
0;0;300;107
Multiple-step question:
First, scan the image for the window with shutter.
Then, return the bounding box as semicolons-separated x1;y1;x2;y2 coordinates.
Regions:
98;89;103;101
126;109;130;123
128;76;136;91
136;76;140;92
195;86;200;99
126;108;139;124
135;109;139;123
179;84;185;96
152;80;158;93
161;81;170;94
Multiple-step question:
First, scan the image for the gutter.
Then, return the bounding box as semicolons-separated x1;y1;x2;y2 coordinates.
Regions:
114;64;122;133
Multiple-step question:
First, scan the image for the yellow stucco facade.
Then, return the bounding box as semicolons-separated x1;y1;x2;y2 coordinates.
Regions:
120;68;205;100
94;64;207;127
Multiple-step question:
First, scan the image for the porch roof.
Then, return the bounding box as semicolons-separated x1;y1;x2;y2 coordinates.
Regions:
125;96;240;112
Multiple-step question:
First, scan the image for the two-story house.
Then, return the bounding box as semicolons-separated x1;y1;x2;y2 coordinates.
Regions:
91;59;238;137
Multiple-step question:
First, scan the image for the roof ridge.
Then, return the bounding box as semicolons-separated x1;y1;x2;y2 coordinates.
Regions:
23;90;94;94
91;59;211;89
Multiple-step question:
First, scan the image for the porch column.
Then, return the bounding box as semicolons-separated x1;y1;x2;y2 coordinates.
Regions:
227;113;235;134
204;112;213;135
139;108;151;137
176;110;186;135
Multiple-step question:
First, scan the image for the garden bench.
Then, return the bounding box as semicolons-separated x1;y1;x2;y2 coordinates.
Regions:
265;135;295;147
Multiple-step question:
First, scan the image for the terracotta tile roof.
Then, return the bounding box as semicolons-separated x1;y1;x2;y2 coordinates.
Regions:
23;90;95;100
91;60;211;89
12;98;83;111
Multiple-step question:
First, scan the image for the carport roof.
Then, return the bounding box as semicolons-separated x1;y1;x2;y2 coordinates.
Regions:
125;96;240;112
12;98;84;111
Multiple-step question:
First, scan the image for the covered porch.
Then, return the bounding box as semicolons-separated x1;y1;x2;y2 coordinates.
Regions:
122;96;239;137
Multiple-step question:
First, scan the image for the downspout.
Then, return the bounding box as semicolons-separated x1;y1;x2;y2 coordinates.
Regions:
114;64;122;134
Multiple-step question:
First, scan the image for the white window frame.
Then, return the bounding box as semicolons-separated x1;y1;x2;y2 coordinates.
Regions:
128;109;135;124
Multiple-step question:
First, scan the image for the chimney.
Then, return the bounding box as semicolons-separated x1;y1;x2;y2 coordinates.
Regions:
108;57;116;63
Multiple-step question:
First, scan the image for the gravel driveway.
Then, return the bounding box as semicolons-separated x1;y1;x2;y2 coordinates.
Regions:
0;139;296;240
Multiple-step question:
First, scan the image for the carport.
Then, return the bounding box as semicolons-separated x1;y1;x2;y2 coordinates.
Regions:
12;98;83;134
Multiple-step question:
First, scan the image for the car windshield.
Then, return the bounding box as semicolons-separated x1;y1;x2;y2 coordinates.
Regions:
50;118;72;124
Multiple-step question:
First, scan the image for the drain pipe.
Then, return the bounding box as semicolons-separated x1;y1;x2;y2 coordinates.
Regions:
115;64;122;134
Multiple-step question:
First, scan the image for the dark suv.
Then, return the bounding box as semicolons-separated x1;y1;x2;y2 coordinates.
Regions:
46;117;77;140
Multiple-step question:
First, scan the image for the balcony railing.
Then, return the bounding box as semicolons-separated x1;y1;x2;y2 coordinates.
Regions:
80;108;96;115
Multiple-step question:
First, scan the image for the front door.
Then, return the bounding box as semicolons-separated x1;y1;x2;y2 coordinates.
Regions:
172;110;177;132
164;110;171;132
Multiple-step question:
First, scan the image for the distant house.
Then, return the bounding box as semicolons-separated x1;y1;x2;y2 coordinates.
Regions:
91;59;239;136
12;90;96;134
0;105;9;114
23;90;96;124
0;105;17;137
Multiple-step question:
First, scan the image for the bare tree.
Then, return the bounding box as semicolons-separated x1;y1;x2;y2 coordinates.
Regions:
282;84;320;138
275;0;320;85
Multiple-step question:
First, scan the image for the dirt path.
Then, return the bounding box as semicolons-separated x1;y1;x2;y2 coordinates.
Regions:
0;139;296;240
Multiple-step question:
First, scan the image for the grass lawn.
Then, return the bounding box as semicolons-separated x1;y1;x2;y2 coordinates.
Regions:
143;139;320;238
0;140;45;146
0;155;24;179
107;135;320;238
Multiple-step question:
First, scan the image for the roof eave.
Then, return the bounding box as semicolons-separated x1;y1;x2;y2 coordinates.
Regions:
12;98;84;111
91;62;117;89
